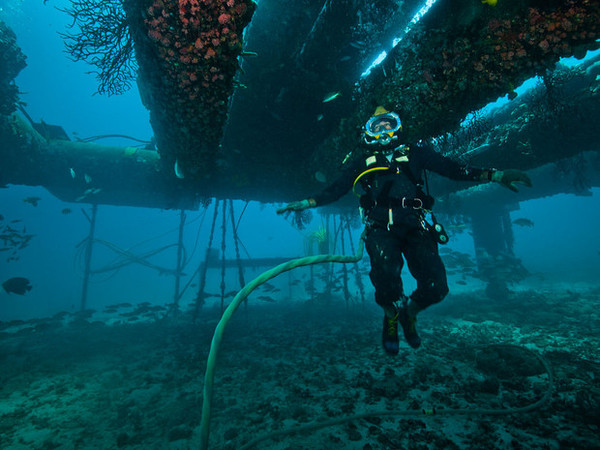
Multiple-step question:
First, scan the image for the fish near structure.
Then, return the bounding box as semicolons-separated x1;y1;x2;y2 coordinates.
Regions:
323;92;341;103
23;197;41;207
513;218;534;227
2;277;32;295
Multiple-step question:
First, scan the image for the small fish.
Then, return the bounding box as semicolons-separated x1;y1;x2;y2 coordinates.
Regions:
316;114;324;121
174;160;185;179
349;40;366;49
257;295;276;303
23;197;41;207
513;218;534;227
75;188;102;202
84;174;92;184
106;303;132;309
481;0;497;5
241;51;258;57
61;208;72;215
323;92;341;103
261;282;280;292
70;168;76;178
2;277;32;295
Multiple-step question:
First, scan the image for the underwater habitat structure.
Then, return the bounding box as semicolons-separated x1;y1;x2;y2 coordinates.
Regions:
1;0;600;205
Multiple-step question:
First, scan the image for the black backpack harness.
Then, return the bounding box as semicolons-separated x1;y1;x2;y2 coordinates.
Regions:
352;145;448;244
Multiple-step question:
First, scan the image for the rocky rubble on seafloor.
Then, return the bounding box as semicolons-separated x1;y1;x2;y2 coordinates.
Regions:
0;286;598;448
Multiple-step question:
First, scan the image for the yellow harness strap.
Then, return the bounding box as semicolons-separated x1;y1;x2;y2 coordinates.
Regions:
352;166;389;197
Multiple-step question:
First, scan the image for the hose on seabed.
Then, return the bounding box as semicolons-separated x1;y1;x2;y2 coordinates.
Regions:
199;232;367;449
238;343;553;450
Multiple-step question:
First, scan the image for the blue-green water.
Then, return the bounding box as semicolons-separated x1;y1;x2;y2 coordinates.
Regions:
1;1;600;448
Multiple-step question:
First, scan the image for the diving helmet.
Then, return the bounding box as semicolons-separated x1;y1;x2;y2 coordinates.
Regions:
363;106;402;146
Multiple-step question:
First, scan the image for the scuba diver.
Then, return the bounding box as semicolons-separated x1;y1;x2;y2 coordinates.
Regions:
277;106;532;355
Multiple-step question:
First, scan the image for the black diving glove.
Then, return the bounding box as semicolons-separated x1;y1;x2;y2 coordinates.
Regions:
276;198;316;214
491;169;532;192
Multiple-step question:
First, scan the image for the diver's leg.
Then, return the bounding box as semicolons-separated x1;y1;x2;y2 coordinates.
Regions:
403;228;449;312
365;226;405;355
398;229;449;349
365;226;405;312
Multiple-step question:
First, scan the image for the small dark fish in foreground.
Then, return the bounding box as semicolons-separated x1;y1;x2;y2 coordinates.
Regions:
513;218;534;227
106;302;132;309
23;197;41;207
61;208;72;214
2;277;32;295
261;282;280;292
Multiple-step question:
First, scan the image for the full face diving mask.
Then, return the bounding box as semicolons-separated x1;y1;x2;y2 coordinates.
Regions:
363;112;402;146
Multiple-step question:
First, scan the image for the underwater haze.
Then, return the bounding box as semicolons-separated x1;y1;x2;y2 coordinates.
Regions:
1;0;600;449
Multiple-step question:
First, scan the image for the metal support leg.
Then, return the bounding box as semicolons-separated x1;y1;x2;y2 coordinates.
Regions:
80;203;98;311
174;210;186;306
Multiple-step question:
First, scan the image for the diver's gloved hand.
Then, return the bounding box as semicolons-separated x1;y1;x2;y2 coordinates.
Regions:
492;169;532;192
276;198;316;214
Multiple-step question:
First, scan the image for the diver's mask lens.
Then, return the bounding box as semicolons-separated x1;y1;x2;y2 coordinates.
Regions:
364;112;401;145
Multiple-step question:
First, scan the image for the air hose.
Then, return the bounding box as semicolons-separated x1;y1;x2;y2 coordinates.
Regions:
238;343;553;449
199;232;367;449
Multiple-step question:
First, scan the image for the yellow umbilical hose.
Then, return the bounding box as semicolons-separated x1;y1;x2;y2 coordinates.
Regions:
199;232;366;449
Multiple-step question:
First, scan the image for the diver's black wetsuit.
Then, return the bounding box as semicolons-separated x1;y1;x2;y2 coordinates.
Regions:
312;143;487;312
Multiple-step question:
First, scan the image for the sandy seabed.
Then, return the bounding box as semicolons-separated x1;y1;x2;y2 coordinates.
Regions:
1;284;599;449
